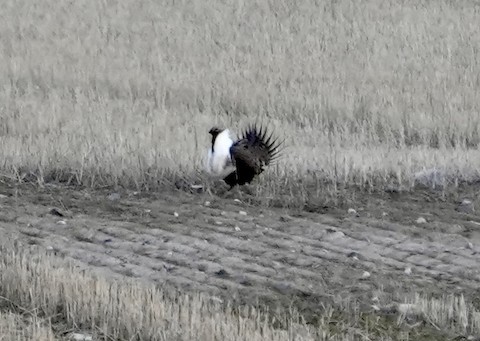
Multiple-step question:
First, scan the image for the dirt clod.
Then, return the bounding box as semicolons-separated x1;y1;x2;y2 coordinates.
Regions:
457;199;475;213
49;208;64;217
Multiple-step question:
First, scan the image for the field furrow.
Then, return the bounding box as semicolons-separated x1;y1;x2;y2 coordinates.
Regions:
1;184;479;317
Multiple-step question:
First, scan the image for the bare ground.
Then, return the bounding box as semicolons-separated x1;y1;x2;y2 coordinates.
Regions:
1;180;480;325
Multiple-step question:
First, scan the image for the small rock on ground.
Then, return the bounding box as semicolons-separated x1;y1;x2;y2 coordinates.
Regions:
107;193;120;201
457;199;475;213
361;271;371;279
69;333;93;341
416;217;427;224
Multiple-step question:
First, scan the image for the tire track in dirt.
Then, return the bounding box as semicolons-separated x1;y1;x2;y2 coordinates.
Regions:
1;184;480;316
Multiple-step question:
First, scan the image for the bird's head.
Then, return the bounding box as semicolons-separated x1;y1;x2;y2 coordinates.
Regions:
208;127;226;152
208;127;224;137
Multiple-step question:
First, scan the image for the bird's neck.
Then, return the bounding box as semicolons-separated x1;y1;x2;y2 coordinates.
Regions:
211;135;217;152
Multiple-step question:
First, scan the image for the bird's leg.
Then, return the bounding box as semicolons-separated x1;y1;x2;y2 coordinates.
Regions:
202;177;216;198
242;183;255;196
228;185;244;201
206;185;214;197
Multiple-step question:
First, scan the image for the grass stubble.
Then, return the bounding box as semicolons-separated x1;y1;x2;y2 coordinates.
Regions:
1;0;480;200
1;243;480;340
1;0;480;339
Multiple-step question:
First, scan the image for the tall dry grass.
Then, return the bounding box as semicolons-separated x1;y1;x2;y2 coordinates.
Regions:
1;242;480;340
0;242;351;340
0;311;55;341
0;0;479;200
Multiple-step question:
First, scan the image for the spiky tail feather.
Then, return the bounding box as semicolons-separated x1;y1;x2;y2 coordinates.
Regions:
224;123;283;187
242;123;283;164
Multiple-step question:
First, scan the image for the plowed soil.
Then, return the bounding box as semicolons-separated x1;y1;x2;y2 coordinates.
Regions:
1;181;480;321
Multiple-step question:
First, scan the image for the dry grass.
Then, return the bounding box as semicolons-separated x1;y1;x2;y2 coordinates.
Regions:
0;310;55;341
1;242;480;341
0;0;480;203
1;1;480;338
0;242;318;341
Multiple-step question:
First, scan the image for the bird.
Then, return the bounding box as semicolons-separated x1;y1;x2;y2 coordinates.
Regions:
206;124;282;187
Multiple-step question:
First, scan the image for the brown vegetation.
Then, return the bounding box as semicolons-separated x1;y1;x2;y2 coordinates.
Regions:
1;0;480;202
0;0;479;339
1;239;480;340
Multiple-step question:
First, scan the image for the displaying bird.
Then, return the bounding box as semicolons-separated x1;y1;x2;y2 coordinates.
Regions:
206;124;282;187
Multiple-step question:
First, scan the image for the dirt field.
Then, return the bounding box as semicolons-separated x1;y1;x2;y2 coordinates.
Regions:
1;180;480;327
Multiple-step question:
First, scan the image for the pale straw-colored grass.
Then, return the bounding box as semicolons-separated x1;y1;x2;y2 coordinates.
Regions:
0;310;55;341
0;243;335;340
0;0;479;202
1;1;479;339
1;243;480;340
